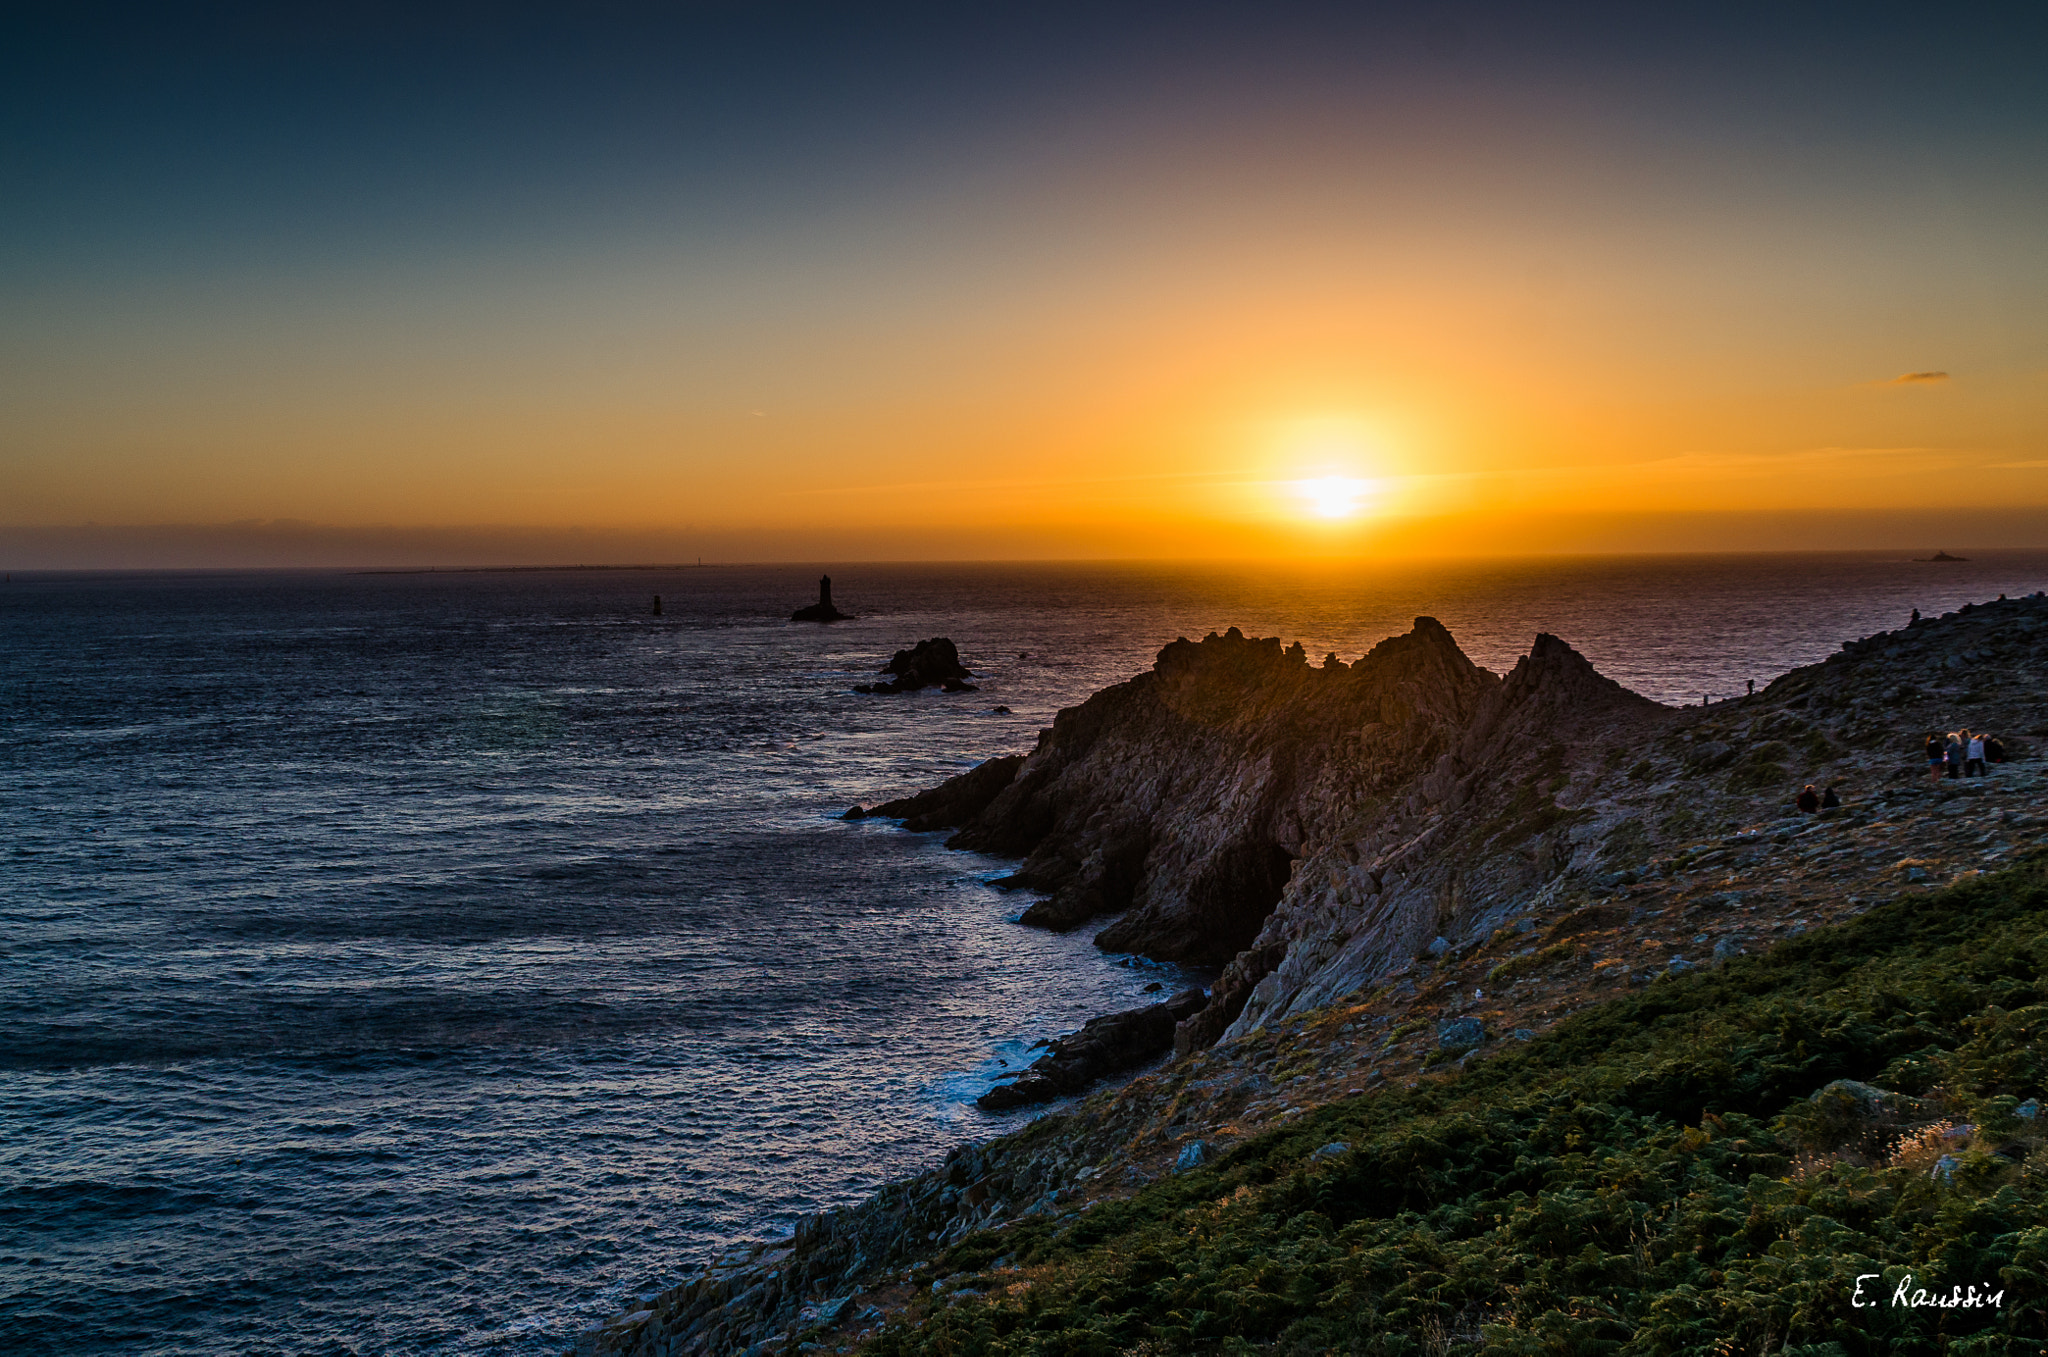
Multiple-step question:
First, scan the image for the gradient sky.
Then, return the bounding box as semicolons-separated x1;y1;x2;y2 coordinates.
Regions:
4;2;2046;563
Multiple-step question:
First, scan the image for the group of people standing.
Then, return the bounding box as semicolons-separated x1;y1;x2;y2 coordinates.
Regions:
1926;729;2005;784
1796;726;2009;812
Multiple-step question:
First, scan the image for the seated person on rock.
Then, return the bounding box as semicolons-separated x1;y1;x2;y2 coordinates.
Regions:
1795;784;1821;814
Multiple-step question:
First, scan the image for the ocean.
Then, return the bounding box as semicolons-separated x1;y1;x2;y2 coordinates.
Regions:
4;552;2044;1355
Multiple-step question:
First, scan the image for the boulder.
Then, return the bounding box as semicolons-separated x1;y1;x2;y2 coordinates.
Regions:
1809;1078;1910;1121
1804;1078;1924;1150
1436;1017;1486;1050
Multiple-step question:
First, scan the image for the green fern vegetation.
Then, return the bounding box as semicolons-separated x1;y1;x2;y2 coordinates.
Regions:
873;857;2048;1355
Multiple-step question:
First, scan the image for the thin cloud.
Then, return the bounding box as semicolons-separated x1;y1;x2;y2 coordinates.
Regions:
1988;460;2048;470
1885;371;1950;385
790;467;1247;497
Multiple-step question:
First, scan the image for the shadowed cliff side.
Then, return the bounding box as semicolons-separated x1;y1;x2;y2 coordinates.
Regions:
874;620;1497;966
1197;631;1668;1049
870;619;1671;1049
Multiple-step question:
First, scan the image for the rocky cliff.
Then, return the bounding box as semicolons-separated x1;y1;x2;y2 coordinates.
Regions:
1208;628;1666;1047
867;617;1666;1048
577;592;2048;1357
872;621;1499;966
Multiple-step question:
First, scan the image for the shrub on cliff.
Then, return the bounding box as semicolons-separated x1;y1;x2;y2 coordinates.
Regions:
871;856;2048;1355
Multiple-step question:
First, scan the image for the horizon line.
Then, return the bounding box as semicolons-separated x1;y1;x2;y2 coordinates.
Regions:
8;545;2048;578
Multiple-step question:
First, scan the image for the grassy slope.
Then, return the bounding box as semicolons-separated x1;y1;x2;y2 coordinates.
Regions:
872;858;2048;1356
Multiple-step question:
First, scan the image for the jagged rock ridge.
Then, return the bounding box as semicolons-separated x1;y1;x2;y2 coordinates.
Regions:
876;617;1664;1049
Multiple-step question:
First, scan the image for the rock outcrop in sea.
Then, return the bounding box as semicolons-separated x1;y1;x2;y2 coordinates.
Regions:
977;988;1207;1110
576;592;2048;1357
791;574;852;622
854;638;978;694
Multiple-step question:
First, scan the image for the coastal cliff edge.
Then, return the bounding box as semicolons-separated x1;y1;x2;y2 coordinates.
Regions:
577;593;2048;1357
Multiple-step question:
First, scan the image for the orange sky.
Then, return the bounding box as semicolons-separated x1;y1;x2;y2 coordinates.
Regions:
4;7;2045;564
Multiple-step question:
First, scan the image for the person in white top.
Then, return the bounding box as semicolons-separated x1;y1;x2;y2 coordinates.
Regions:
1966;733;1988;777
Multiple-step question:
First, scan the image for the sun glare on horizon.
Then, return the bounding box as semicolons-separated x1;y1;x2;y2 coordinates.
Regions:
1294;475;1375;520
1265;414;1391;526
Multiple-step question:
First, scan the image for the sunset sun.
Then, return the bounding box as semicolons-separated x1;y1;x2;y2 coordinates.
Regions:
1294;475;1374;521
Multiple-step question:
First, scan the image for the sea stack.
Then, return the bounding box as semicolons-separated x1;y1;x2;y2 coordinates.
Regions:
790;574;851;622
854;638;978;693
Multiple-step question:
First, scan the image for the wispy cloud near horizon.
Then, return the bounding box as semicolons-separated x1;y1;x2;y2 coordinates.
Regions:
1884;371;1951;385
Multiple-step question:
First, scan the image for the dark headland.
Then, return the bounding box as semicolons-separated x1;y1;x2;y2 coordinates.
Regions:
578;592;2048;1357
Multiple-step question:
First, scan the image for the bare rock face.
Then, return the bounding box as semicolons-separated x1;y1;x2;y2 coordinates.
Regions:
907;621;1497;966
878;595;2048;1059
858;753;1024;832
1211;631;1666;1045
977;988;1207;1110
884;618;1670;1050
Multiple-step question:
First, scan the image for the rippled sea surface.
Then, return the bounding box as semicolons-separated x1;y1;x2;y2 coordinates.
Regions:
5;553;2045;1354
